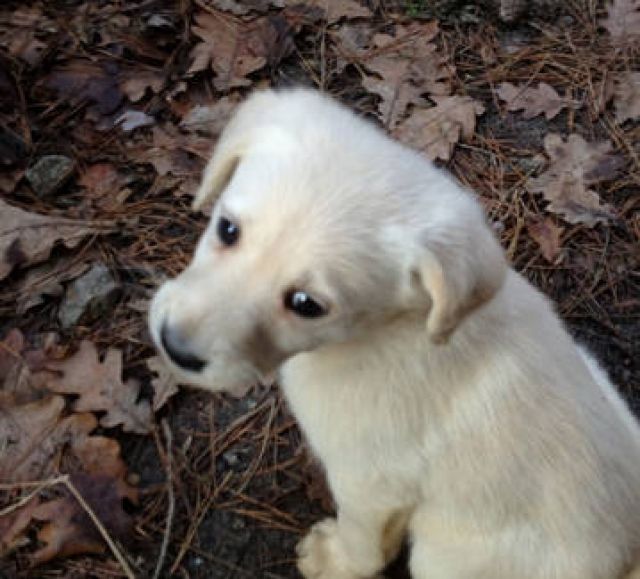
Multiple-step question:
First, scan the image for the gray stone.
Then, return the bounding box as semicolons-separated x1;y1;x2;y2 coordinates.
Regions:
58;262;119;328
25;155;75;197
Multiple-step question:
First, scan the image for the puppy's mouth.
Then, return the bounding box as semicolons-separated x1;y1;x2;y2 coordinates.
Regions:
152;330;271;397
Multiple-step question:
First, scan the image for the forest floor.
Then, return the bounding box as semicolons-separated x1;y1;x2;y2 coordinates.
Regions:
0;0;638;577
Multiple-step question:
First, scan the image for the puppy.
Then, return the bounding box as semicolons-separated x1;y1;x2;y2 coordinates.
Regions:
149;89;640;579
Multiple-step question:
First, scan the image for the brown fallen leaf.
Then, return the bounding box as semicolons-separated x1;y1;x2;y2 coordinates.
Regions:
15;256;91;314
0;328;25;383
332;22;373;73
0;353;138;564
601;0;640;47
0;328;44;404
46;341;153;434
0;6;52;66
0;199;105;281
0;396;97;482
0;330;69;404
42;59;123;117
199;0;284;16
0;495;41;558
31;433;137;563
179;96;239;136
31;472;135;564
496;82;573;120
362;22;452;129
119;69;165;102
614;71;640;123
188;9;294;91
71;435;138;502
287;0;371;23
527;218;564;263
526;134;622;226
130;124;214;196
78;163;129;205
394;95;485;161
147;356;179;411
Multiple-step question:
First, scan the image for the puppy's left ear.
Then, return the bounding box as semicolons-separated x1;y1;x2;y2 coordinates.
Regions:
415;203;506;343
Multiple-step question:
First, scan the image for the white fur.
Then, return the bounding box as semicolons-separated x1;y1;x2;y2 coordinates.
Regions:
150;89;640;578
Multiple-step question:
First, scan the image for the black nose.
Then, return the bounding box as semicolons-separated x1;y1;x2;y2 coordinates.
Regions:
160;323;207;372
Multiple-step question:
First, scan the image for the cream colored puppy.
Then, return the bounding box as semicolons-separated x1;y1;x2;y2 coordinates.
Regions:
149;89;640;579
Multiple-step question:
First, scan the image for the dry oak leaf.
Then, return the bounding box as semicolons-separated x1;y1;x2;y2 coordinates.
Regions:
31;471;136;563
189;10;294;91
46;341;153;434
0;495;41;557
0;328;25;385
198;0;284;16
0;329;68;404
15;256;91;314
526;134;621;226
0;199;104;281
78;163;126;197
0;6;52;66
119;70;164;102
601;0;640;47
28;435;137;563
179;96;239;135
130;124;214;196
0;396;97;482
394;95;485;161
0;328;46;404
147;356;179;411
496;82;572;120
362;22;452;129
527;218;564;263
614;71;640;123
42;59;123;117
129;124;214;195
286;0;371;23
0;393;137;563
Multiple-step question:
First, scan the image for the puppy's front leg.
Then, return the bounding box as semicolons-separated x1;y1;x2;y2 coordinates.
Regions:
297;501;406;579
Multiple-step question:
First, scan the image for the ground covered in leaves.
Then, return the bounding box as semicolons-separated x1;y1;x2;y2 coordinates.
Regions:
0;0;639;577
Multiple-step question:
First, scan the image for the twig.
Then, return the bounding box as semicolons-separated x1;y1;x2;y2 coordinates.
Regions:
1;476;137;578
62;475;136;579
0;476;64;516
152;419;175;579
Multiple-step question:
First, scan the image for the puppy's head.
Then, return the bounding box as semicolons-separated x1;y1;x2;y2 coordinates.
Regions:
149;89;506;393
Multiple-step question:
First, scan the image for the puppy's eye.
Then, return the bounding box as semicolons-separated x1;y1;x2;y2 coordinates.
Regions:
217;217;240;246
284;290;327;319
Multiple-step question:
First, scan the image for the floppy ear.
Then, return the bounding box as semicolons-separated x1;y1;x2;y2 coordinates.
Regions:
192;134;245;211
416;205;506;343
192;90;279;211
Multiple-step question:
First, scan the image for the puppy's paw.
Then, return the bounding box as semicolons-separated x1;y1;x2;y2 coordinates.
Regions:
297;519;367;579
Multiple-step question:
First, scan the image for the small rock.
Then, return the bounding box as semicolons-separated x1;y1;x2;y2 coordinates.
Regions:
222;449;240;466
25;155;75;197
146;14;174;29
58;262;119;328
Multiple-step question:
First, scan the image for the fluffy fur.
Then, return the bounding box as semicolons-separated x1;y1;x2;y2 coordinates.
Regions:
149;89;640;578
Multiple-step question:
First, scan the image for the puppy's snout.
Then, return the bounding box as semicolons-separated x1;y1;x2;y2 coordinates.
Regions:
160;322;207;373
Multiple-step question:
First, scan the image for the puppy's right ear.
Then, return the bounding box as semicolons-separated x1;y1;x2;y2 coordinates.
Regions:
192;135;245;211
192;90;279;211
